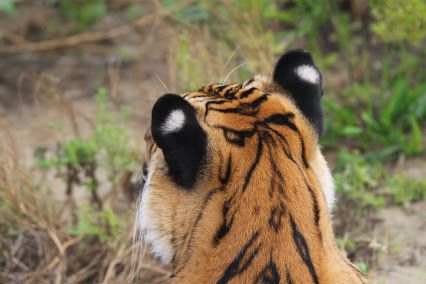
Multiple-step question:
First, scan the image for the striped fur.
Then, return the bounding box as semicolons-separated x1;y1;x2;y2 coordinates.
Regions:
137;76;367;283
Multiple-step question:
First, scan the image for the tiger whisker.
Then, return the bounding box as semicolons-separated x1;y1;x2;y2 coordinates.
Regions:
221;62;247;84
224;47;240;68
131;189;149;281
154;73;170;92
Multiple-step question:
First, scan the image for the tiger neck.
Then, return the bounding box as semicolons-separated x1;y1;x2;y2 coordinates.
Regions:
172;181;319;283
171;173;338;283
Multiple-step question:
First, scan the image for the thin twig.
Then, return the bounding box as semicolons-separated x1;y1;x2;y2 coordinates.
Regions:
0;14;159;53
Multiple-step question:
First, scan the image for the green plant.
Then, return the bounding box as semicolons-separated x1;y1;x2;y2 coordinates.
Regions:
356;262;369;276
69;205;121;241
336;235;357;252
370;0;426;46
334;151;385;211
59;0;107;27
387;174;426;207
161;0;210;25
0;0;15;15
125;3;144;21
323;57;426;159
0;136;141;282
278;0;361;59
169;0;284;90
35;88;141;208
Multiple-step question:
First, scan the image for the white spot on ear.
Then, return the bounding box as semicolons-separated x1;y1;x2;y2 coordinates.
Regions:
295;65;320;84
161;109;185;134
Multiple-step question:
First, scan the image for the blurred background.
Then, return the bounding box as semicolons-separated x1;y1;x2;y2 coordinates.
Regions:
0;0;425;283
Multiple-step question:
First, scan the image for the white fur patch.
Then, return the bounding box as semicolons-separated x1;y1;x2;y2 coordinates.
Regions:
310;149;335;212
136;167;174;264
322;163;335;210
161;109;185;134
252;74;269;88
295;65;320;84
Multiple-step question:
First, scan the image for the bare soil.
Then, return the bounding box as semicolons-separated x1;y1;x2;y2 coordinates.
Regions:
375;202;426;283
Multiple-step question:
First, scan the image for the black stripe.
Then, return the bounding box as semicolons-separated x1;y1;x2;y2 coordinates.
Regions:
204;84;214;95
220;154;233;185
262;113;308;168
209;94;268;116
264;126;296;163
286;270;294;284
204;99;227;121
215;84;229;92
268;177;275;198
290;215;319;284
307;185;320;233
209;107;258;116
268;202;286;233
239;87;257;99
262;133;285;200
262;130;277;146
214;193;237;244
268;124;321;238
243;78;254;87
216;230;261;284
254;255;280;284
223;86;238;100
263;113;295;126
297;131;309;168
242;134;263;192
175;188;221;274
263;133;284;183
216;126;256;147
265;126;320;238
244;94;269;108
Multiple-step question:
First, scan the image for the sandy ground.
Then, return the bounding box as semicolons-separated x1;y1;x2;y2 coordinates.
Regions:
375;202;426;283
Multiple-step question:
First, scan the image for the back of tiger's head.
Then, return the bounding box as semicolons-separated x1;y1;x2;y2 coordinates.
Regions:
134;49;365;284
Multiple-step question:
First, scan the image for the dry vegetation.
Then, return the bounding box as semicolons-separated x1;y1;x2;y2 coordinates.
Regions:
0;0;425;283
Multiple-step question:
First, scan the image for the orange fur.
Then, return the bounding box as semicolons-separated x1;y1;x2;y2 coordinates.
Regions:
139;78;367;283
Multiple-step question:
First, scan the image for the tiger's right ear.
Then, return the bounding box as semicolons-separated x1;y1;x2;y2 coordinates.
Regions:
151;94;207;188
273;49;324;136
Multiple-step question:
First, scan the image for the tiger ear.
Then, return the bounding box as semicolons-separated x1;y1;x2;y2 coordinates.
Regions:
151;94;207;188
273;49;324;136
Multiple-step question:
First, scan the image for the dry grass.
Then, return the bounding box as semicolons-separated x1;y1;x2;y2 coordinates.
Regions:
0;91;168;283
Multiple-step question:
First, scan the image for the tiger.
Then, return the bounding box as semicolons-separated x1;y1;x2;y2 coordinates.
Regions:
135;49;367;283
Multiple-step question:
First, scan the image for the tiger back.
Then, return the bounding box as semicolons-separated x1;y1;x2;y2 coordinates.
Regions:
136;49;367;283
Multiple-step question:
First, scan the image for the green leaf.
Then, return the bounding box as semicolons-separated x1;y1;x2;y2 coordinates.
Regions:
0;0;15;16
405;115;424;155
342;126;362;136
125;3;143;21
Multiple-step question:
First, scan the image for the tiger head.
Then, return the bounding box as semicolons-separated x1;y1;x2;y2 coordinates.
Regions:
135;50;364;283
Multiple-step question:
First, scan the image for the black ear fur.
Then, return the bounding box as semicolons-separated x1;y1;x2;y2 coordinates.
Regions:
151;94;207;188
273;49;324;136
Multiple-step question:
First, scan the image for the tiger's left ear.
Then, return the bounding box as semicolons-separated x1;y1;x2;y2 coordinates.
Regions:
273;49;324;136
151;94;207;188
